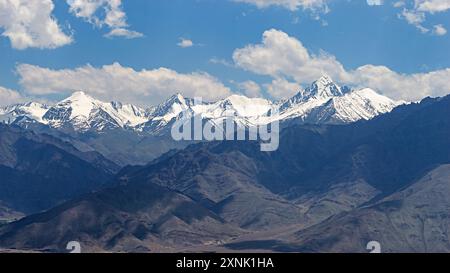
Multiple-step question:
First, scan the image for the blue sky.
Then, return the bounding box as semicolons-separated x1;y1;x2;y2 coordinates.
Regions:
0;0;449;106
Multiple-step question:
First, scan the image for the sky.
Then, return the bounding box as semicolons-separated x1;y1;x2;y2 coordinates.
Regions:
0;0;450;107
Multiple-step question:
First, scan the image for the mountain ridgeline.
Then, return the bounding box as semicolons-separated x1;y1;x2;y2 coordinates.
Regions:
0;76;401;166
0;124;119;215
0;92;448;253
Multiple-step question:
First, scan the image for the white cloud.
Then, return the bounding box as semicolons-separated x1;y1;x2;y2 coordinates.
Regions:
232;29;450;101
264;78;300;99
415;0;450;13
0;0;144;50
394;0;450;35
432;24;447;35
16;63;232;106
236;80;263;98
232;0;330;12
399;8;429;33
351;65;450;101
67;0;124;28
367;0;384;6
367;0;450;36
104;28;144;39
177;38;194;48
401;8;426;25
0;0;72;49
209;57;234;67
233;29;349;84
232;0;449;36
66;0;143;39
0;86;25;106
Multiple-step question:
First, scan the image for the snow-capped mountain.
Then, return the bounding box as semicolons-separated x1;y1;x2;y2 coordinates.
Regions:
281;75;347;108
136;93;277;134
304;88;401;124
0;102;49;124
42;91;149;131
277;76;401;124
136;76;400;134
0;76;402;134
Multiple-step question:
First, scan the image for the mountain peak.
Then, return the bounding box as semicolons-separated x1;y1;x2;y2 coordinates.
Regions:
305;75;343;99
160;93;187;108
283;75;342;107
169;92;185;101
223;94;272;107
146;92;190;121
315;74;334;86
223;94;253;104
64;91;96;102
2;83;401;134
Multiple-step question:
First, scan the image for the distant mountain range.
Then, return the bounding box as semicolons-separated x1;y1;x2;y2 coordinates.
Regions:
0;76;402;166
1;75;401;133
1;93;448;253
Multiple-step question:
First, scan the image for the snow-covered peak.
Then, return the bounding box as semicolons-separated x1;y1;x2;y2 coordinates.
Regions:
173;93;186;102
43;91;150;131
304;75;343;99
165;93;187;106
343;88;402;115
147;93;190;122
214;95;274;117
281;75;344;110
111;102;148;127
58;91;100;120
304;87;401;124
1;78;403;134
63;91;93;101
350;88;395;105
276;76;403;124
315;74;334;87
0;102;49;123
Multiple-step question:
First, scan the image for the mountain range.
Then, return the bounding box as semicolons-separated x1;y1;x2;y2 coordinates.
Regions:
0;76;401;166
1;76;400;134
0;91;448;253
0;124;119;216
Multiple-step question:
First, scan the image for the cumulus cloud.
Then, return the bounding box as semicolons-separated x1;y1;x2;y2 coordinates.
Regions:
232;29;450;101
232;0;330;12
67;0;124;27
415;0;450;13
0;86;25;106
351;65;450;101
104;28;144;39
16;63;232;106
236;80;263;98
66;0;143;39
177;38;194;48
0;0;72;49
264;78;301;99
0;0;143;50
233;29;349;84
